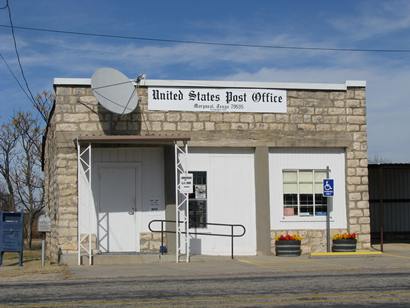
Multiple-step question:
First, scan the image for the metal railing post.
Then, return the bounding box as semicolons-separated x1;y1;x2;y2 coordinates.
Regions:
161;220;164;255
231;225;234;259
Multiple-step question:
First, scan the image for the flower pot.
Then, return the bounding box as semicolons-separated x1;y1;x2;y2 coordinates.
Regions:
332;239;357;252
275;240;301;257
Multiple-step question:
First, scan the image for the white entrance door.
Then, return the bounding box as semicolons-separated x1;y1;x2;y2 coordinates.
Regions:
98;164;140;252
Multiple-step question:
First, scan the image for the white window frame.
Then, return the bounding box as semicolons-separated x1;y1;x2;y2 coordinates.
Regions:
282;169;329;219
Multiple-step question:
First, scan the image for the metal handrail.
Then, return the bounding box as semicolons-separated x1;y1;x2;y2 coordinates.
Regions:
148;219;246;259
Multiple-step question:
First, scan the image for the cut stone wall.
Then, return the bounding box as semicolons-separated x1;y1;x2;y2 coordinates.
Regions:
43;84;370;261
140;232;167;254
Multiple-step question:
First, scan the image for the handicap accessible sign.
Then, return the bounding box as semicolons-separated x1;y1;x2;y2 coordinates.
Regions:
323;179;334;197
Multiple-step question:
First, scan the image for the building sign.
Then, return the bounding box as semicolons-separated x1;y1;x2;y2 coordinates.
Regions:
148;87;287;113
37;214;51;233
323;179;334;197
180;173;193;194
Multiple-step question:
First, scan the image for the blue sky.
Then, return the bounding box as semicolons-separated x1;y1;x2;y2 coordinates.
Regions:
1;0;410;162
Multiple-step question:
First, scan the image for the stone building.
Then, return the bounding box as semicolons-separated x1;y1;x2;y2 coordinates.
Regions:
42;77;370;264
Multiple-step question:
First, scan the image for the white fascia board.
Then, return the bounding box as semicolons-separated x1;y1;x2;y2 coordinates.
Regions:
346;80;366;87
53;78;366;90
53;78;91;85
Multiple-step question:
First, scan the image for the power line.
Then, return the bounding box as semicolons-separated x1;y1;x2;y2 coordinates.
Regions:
1;23;410;54
6;2;37;105
0;51;33;103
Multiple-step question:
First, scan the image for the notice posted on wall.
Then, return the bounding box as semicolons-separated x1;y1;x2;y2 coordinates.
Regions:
195;184;207;199
148;87;287;113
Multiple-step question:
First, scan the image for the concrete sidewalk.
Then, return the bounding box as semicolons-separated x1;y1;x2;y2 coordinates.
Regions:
66;243;410;281
1;243;409;282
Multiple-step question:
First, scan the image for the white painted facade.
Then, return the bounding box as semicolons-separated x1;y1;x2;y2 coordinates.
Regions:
269;148;347;230
80;147;166;253
78;146;347;255
184;148;256;256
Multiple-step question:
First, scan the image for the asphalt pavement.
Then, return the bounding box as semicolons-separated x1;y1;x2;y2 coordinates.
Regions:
0;244;409;307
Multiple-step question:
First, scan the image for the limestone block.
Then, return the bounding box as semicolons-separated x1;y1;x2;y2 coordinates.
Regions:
63;113;89;122
205;122;215;130
354;90;366;99
356;168;368;176
56;123;78;131
346;99;361;108
312;115;323;123
328;108;345;115
262;114;275;123
177;122;191;131
303;115;311;122
231;123;248;130
240;114;254;123
181;113;197;122
347;116;366;124
163;122;177;130
223;114;239;122
297;124;315;131
349;224;361;233
166;112;180;121
79;123;98;131
192;122;204;131
359;217;370;224
250;123;269;130
316;124;332;131
275;114;289;123
330;92;345;100
290;114;303;123
268;123;283;130
209;114;223;121
349;209;363;217
357;201;369;209
215;123;230;130
323;116;338;124
148;113;165;121
198;113;210;121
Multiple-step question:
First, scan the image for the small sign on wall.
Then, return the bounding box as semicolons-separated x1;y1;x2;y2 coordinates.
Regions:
37;214;51;233
180;173;193;194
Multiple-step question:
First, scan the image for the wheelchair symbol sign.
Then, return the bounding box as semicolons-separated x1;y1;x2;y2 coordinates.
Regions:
323;179;334;197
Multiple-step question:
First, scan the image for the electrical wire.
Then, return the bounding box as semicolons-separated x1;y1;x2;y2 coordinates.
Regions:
0;23;410;54
0;51;33;103
6;1;37;105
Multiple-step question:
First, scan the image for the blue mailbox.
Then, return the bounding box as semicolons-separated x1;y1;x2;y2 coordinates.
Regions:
0;212;24;266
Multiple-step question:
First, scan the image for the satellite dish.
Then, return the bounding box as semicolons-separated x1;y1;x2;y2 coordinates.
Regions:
91;68;138;115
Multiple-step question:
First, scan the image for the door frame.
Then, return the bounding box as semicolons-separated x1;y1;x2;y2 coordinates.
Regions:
95;162;142;253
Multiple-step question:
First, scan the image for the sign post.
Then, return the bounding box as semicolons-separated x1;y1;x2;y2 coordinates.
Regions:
37;214;51;267
323;167;334;252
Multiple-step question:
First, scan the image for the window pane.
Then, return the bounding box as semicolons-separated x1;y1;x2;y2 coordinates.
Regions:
300;194;313;205
189;200;207;228
284;194;298;205
300;206;313;216
284;183;298;193
315;194;327;205
300;183;313;193
283;171;297;182
284;206;298;216
314;171;327;182
299;171;313;182
315;205;327;216
314;183;323;193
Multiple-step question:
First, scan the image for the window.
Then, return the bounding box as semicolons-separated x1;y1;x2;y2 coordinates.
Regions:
283;170;327;217
189;171;207;228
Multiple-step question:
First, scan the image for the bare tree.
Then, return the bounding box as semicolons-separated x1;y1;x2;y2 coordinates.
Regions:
13;112;44;248
33;91;54;125
0;122;18;211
